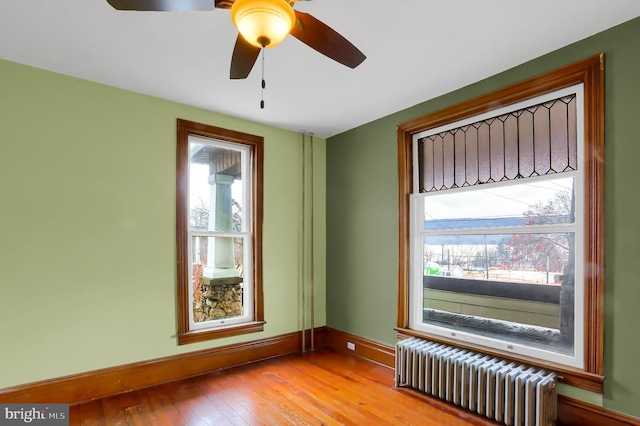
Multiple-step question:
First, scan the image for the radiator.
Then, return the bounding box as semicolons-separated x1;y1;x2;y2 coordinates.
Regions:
395;337;557;426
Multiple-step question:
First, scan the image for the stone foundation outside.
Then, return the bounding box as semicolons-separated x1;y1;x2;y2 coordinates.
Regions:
192;264;243;322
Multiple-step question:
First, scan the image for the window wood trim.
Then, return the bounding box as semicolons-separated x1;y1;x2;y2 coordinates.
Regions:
396;54;605;392
176;119;265;345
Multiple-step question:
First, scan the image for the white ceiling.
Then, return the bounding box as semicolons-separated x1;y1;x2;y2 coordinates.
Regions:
1;1;640;138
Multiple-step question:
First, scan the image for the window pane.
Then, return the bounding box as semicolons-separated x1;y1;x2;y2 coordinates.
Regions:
423;176;575;229
422;233;571;284
189;142;244;232
420;231;574;355
417;94;578;192
191;235;245;323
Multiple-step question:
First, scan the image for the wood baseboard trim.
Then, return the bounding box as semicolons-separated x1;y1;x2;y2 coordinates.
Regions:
324;328;640;426
0;328;326;405
324;327;395;368
558;396;640;426
4;326;638;425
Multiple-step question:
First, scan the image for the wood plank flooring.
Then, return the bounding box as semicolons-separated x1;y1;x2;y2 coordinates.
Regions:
69;348;497;425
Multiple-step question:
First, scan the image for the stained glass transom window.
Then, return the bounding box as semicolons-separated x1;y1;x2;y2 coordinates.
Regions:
417;95;577;193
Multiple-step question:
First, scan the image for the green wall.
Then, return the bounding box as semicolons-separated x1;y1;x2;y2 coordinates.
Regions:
0;59;326;388
327;17;640;417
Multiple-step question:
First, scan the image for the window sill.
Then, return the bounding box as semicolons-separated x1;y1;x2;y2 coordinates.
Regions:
179;321;266;345
395;327;604;394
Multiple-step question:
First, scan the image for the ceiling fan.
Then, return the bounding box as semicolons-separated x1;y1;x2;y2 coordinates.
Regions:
106;0;366;79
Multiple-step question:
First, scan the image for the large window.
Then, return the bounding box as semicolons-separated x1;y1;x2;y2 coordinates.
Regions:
177;119;264;345
397;55;604;392
411;85;584;367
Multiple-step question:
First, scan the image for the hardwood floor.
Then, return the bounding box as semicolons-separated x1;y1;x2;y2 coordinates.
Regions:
69;348;497;425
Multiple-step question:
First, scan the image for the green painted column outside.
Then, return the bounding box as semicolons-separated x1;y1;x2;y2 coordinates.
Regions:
206;173;237;277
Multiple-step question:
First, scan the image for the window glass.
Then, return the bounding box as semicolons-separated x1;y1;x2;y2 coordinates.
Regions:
423;177;575;228
417;95;577;192
188;139;250;329
410;86;583;368
191;235;248;323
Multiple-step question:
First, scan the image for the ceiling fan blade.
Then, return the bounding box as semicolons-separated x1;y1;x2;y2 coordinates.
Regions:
106;0;215;11
290;11;365;69
230;35;261;79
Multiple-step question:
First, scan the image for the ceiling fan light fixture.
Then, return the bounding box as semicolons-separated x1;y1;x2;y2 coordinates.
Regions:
231;0;296;48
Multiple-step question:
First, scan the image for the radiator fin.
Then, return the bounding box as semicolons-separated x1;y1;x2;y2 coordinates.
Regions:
396;337;557;426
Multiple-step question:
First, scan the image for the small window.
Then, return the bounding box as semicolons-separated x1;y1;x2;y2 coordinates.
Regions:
176;119;264;345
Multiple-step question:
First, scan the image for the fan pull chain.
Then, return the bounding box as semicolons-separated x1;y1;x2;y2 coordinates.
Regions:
260;47;265;109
